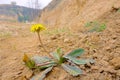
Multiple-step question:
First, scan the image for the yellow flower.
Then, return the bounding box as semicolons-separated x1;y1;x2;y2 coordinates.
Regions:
23;53;30;62
31;24;46;32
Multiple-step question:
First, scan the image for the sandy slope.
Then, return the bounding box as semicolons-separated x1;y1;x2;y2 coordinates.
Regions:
0;0;120;80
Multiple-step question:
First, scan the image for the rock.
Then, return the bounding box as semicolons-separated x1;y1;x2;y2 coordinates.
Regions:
36;50;40;53
93;53;98;59
25;71;33;79
110;57;120;70
63;38;71;43
112;35;117;40
12;57;17;60
113;53;120;58
99;66;117;74
21;77;27;80
19;66;25;70
50;34;61;40
84;63;91;68
99;60;109;67
80;65;85;70
91;66;99;70
50;36;57;40
102;56;109;61
47;40;51;43
54;67;60;71
116;70;120;76
16;71;22;75
105;66;117;74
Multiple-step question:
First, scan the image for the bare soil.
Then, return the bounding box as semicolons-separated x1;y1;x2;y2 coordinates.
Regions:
0;1;120;80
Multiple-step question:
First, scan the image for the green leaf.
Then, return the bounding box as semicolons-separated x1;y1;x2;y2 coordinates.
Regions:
64;48;84;58
67;57;95;65
98;24;106;32
39;61;56;70
25;60;35;69
32;56;56;69
32;56;51;64
30;67;53;80
50;48;63;61
85;22;92;27
57;48;63;56
50;52;65;64
50;52;60;60
62;64;82;76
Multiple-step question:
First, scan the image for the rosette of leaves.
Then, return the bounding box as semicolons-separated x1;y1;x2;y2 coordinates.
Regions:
23;48;94;80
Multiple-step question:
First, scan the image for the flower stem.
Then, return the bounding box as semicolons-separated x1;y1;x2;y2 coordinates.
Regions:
37;32;47;52
37;32;52;57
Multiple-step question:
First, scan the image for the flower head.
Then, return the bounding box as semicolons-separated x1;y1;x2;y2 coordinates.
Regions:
31;24;46;32
23;53;30;62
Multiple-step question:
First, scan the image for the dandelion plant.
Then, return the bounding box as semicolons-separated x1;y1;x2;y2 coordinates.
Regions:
23;48;94;80
23;24;95;80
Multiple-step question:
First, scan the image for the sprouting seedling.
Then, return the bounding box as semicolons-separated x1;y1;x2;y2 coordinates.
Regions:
31;24;48;53
85;21;106;32
23;48;95;80
23;53;35;69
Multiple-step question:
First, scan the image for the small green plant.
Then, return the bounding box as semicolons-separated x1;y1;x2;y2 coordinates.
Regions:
85;21;106;32
0;32;11;38
23;48;94;80
43;27;71;36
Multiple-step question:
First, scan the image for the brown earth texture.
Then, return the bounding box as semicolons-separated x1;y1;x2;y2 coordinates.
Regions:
0;0;120;80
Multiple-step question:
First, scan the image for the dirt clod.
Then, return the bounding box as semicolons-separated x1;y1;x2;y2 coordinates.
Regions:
110;57;120;70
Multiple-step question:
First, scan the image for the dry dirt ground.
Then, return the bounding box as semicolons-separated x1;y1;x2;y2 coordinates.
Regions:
0;10;120;80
